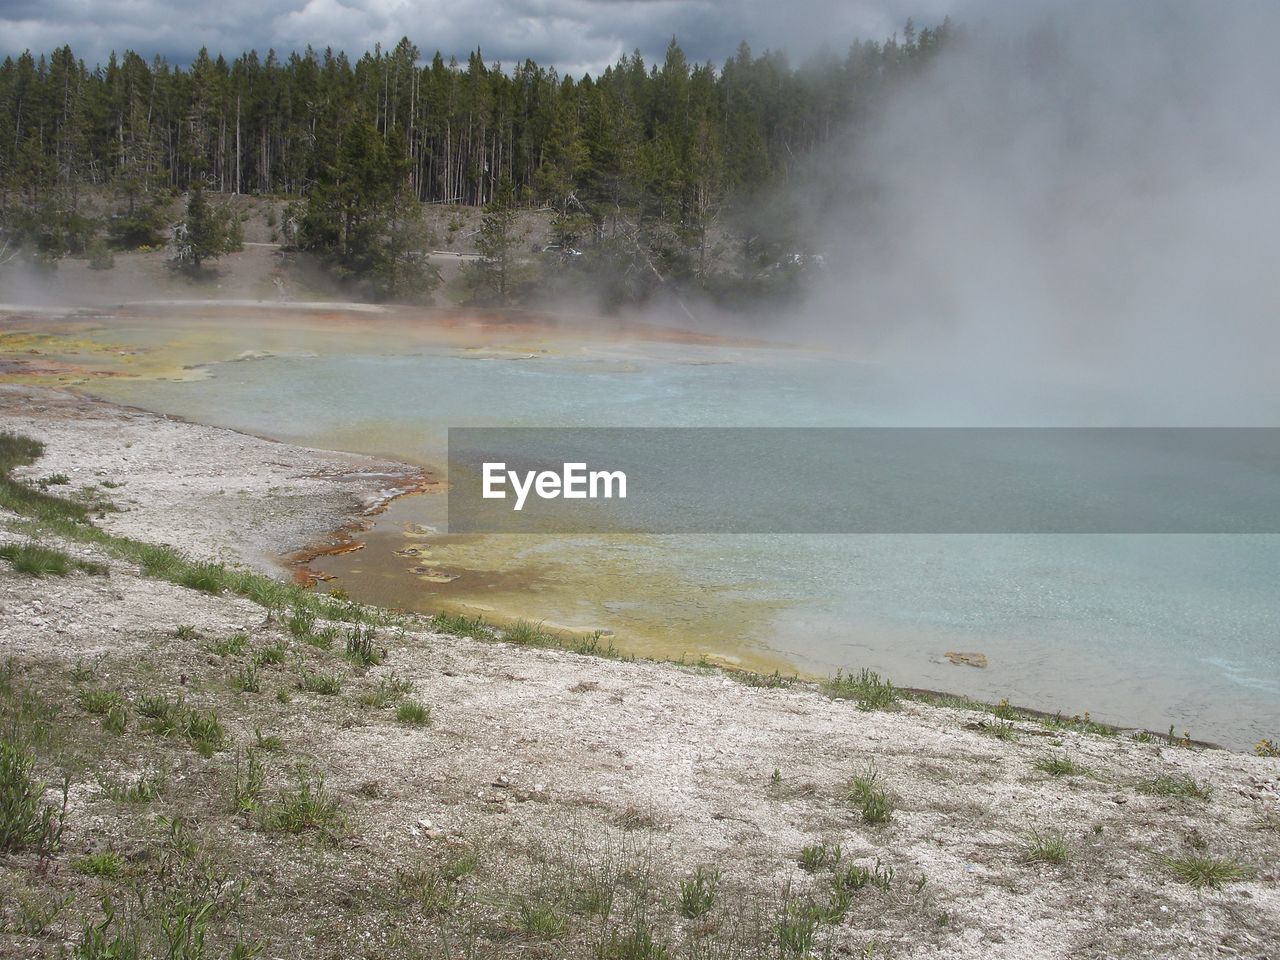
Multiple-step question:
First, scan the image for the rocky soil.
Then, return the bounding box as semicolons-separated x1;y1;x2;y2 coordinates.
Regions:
0;386;1277;959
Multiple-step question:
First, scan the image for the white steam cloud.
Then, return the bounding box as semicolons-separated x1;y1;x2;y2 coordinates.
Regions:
802;1;1280;424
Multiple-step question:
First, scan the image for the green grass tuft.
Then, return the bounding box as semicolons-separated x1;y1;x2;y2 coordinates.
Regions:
1023;829;1070;864
1162;852;1249;889
1135;774;1211;800
1033;753;1089;777
825;668;899;711
0;541;103;577
850;766;893;825
395;701;431;726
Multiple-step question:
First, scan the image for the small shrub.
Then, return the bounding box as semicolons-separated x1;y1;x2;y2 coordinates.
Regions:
103;703;128;735
260;766;344;839
287;606;316;640
211;631;249;657
677;866;718;918
1256;738;1279;758
432;612;490;639
777;904;819;957
101;773;162;804
799;842;841;873
174;624;197;640
1163;852;1249;889
825;668;898;711
0;739;66;855
345;623;384;666
298;670;343;696
74;850;123;877
1023;829;1070;864
395;701;431;726
253;641;287;666
78;689;124;716
850;766;893;825
230;663;261;693
231;748;267;814
357;674;414;708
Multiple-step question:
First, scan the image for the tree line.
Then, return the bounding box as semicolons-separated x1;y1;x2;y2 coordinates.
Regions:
0;21;951;304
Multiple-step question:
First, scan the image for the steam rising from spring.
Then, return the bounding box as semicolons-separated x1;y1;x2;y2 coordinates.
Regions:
802;1;1280;424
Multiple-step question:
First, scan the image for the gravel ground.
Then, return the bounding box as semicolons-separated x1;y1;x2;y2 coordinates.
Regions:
1;386;1277;959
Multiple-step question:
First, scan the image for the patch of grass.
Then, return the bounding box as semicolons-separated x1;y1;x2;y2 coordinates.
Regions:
981;720;1019;741
677;866;718;918
260;766;344;840
181;708;225;757
253;726;284;752
137;695;224;755
603;922;670;960
230;748;267;814
825;668;899;711
210;631;249;657
733;669;794;689
513;895;567;938
308;625;339;649
101;772;163;804
176;561;229;594
357;674;414;708
37;473;71;487
504;619;558;646
103;702;128;735
230;663;261;693
1023;829;1070;864
1162;852;1249;889
174;624;197;640
253;641;287;666
0;738;67;855
571;631;627;659
776;903;819;957
395;701;431;726
0;432;89;524
287;606;317;640
432;611;491;639
850;766;893;825
74;850;123;877
1033;753;1089;777
78;688;124;716
345;623;384;666
833;859;894;893
0;541;103;577
1135;774;1211;800
441;846;481;881
297;669;343;696
799;842;841;873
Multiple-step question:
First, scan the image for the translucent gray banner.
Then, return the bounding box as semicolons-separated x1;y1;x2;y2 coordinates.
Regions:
446;428;1280;534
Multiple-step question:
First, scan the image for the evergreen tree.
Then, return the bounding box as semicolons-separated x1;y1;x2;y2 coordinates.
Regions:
468;177;519;304
172;183;240;268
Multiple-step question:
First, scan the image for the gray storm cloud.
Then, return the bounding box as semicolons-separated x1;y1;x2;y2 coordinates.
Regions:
0;0;933;73
800;1;1280;424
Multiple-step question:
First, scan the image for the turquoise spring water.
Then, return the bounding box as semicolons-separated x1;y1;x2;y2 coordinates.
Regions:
91;332;1280;748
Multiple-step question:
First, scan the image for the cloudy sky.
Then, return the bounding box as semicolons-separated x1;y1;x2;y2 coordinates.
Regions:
0;0;961;76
